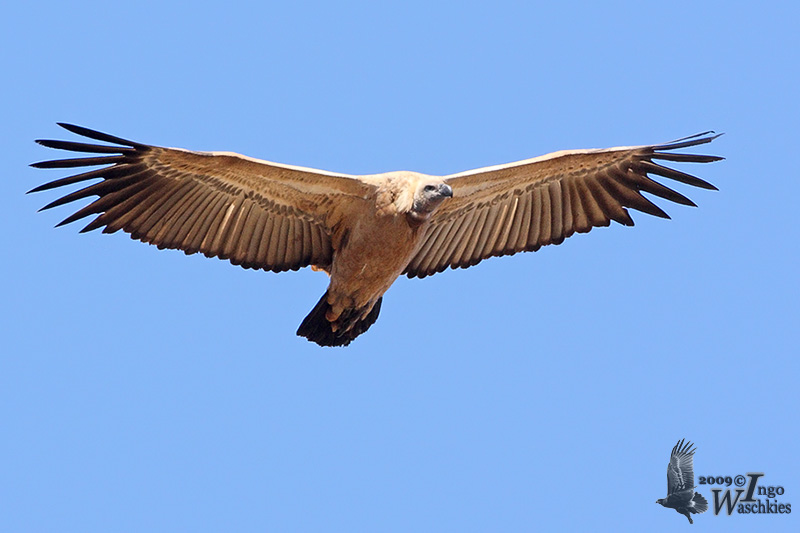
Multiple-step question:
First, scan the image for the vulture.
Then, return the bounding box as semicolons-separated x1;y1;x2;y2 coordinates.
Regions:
30;124;722;346
656;439;709;524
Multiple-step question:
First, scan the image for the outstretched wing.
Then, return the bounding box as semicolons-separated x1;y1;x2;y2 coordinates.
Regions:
404;133;721;278
667;439;698;495
31;124;375;272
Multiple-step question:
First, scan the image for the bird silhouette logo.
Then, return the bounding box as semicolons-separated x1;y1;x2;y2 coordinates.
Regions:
656;440;709;524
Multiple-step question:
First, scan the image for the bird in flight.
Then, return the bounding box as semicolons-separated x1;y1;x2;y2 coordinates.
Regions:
656;439;709;524
31;124;722;346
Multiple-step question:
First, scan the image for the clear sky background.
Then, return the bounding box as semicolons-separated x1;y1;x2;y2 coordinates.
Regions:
2;1;798;531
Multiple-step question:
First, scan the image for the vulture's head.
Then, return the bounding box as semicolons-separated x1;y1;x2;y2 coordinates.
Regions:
411;180;453;217
655;499;666;507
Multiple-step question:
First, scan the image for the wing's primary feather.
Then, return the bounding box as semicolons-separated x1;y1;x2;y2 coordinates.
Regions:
404;133;722;278
30;124;376;273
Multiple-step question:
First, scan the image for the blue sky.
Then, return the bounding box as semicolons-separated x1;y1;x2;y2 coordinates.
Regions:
2;1;798;531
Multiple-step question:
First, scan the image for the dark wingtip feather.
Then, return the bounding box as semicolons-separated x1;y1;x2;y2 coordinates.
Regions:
651;152;724;163
56;123;149;149
650;207;671;220
29;180;72;195
639;161;719;191
28;184;49;194
79;217;107;233
27;166;124;194
40;194;78;211
55;214;80;228
35;138;135;154
653;131;724;151
29;155;126;169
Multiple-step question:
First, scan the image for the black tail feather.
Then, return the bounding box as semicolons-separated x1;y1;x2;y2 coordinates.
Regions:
296;292;382;347
692;493;709;514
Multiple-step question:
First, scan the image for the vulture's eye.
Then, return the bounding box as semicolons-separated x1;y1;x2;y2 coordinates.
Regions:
424;185;436;192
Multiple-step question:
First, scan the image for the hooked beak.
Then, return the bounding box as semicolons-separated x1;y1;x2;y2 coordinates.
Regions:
439;183;453;198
